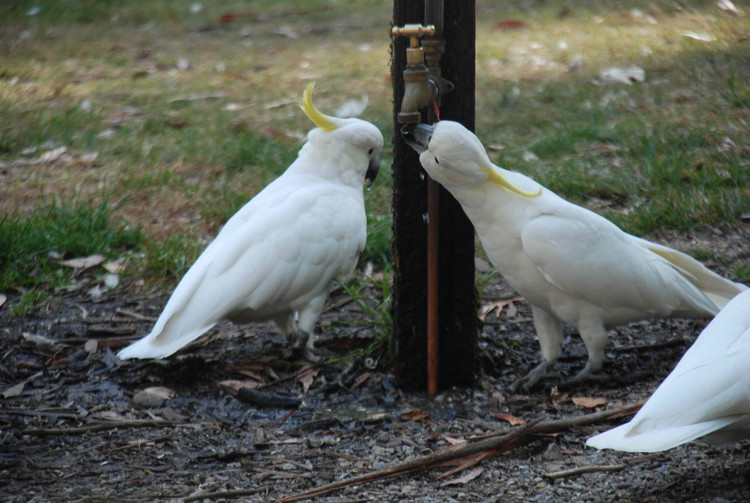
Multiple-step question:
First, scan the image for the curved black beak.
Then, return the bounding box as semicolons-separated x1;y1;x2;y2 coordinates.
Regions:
365;157;380;188
401;123;435;154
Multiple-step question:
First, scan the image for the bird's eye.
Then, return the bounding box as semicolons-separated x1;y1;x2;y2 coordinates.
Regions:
434;156;440;165
368;147;374;155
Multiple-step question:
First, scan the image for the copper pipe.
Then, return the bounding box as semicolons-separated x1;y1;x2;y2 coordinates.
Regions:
426;176;439;397
425;0;443;398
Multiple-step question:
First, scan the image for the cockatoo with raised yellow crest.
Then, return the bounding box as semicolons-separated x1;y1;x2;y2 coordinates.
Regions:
402;120;746;390
118;84;383;361
587;289;750;452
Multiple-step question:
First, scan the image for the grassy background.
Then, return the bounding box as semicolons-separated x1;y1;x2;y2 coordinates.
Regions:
1;0;749;294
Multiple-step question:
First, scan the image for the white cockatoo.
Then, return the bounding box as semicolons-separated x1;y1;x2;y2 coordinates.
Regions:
587;289;750;452
118;84;383;361
402;120;747;390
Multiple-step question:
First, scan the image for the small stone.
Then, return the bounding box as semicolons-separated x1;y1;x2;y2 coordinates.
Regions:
543;443;563;461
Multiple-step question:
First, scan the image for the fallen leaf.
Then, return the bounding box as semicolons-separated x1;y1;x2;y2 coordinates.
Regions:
297;367;320;394
103;259;125;274
598;66;645;85
479;296;524;321
169;92;226;104
222;102;249;111
2;381;26;398
441;467;484;486
681;31;716;42
22;332;60;348
144;386;176;399
220;379;261;392
91;410;127;421
350;372;370;390
79;152;98;164
402;409;430;423
164;120;188;129
439;434;467;446
263;99;297;110
132;387;176;408
219;12;266;23
491;413;527;426
493;20;529;30
264;365;280;380
575;143;621;154
717;0;744;16
274;26;299;39
236;368;264;381
572;396;607;409
60;254;106;270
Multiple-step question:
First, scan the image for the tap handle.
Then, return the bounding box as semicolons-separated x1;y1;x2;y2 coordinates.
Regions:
391;24;437;47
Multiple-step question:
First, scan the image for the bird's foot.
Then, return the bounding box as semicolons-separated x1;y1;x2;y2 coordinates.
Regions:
284;331;308;360
284;331;324;363
509;360;559;392
302;346;324;364
558;361;607;389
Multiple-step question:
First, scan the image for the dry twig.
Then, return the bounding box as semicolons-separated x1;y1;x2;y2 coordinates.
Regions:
26;419;177;436
276;401;644;502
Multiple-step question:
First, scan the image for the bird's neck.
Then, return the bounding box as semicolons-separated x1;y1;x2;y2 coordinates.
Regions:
288;141;365;189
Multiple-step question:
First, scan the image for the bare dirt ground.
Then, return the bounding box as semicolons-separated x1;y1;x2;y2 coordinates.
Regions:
2;223;750;502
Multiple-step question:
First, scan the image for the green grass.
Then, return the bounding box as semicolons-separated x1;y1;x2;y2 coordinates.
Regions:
0;199;143;290
9;289;48;318
731;264;750;281
1;0;748;295
332;270;394;362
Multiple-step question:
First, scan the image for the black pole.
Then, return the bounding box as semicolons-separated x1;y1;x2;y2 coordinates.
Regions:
391;0;477;390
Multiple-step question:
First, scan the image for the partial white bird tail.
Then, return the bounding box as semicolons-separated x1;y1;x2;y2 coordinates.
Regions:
642;239;748;311
586;418;736;453
117;319;217;359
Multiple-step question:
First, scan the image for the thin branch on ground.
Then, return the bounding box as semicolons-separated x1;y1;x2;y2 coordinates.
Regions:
26;419;178;436
182;487;269;502
276;401;644;503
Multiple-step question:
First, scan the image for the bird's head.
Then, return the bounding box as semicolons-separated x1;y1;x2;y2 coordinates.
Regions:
300;83;383;187
402;120;541;198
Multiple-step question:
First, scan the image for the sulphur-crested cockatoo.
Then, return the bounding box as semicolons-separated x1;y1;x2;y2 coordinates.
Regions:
118;84;383;361
402;120;747;390
587;289;750;452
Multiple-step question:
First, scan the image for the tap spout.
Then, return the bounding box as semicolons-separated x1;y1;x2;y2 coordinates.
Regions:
399;68;437;124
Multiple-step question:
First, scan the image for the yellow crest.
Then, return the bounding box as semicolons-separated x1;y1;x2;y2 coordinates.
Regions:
483;166;542;198
300;83;338;132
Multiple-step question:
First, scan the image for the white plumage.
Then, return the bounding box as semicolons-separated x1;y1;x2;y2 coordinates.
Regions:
118;84;383;360
587;289;750;452
403;120;746;390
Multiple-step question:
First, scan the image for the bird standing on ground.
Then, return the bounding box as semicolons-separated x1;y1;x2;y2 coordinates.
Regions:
403;120;746;390
587;289;750;452
118;84;383;361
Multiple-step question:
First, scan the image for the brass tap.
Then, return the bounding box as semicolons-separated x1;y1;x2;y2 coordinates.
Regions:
392;24;438;124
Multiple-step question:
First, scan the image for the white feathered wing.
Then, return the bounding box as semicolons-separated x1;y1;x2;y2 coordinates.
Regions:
587;289;750;452
118;175;366;359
